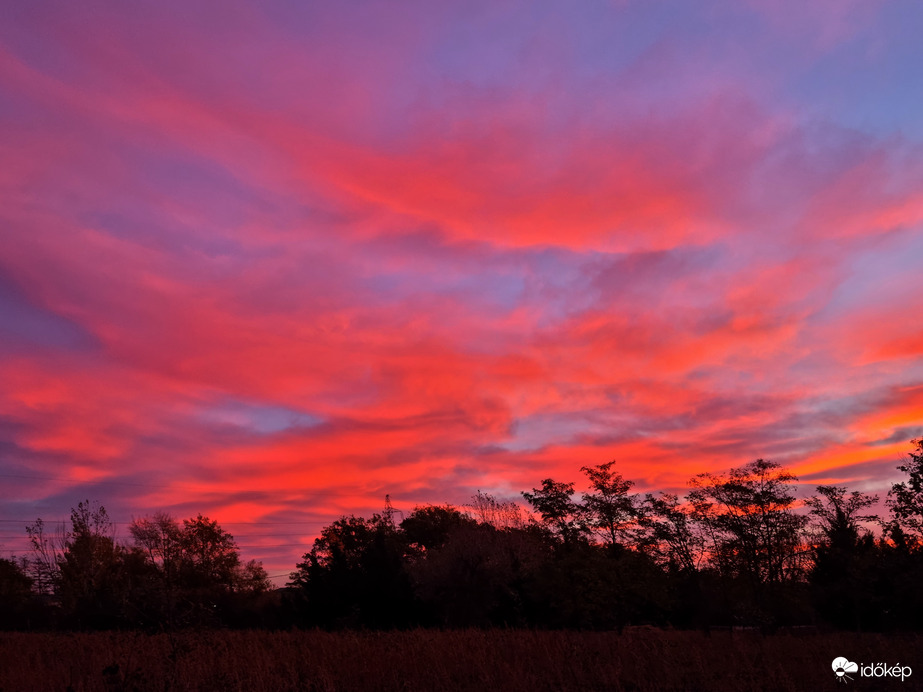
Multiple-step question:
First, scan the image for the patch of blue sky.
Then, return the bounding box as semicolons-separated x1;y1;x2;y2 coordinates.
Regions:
588;244;728;303
505;411;630;453
0;8;90;85
359;246;534;316
431;245;599;322
90;209;246;261
420;3;556;90
565;1;698;76
448;273;525;314
517;248;602;323
102;148;276;232
196;398;322;435
0;274;97;353
76;154;295;274
813;230;923;323
779;1;923;140
867;426;923;447
512;243;731;332
422;0;706;95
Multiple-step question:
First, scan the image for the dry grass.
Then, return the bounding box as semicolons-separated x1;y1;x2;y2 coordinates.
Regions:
1;628;920;691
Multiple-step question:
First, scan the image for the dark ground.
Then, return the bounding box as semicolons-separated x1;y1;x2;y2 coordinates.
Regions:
1;628;921;691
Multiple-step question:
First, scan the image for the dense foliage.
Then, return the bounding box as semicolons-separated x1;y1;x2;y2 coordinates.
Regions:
3;439;923;631
5;503;271;629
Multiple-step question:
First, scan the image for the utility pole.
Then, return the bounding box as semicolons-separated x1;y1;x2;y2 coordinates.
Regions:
383;494;403;526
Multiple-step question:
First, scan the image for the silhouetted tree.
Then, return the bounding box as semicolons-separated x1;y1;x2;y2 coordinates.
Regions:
18;446;923;633
806;485;879;630
522;479;587;546
25;501;130;628
887;438;923;538
126;512;270;627
688;459;807;586
410;522;547;627
289;514;414;627
128;512;183;578
875;441;923;630
634;492;713;628
862;520;923;630
175;515;241;590
806;485;878;541
642;492;705;574
464;491;527;530
129;513;269;594
0;557;35;628
24;517;65;595
580;461;639;551
401;504;477;554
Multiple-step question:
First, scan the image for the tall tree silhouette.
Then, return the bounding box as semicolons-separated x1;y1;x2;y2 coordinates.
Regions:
522;479;587;546
887;438;923;538
27;501;130;627
24;517;63;596
642;492;705;573
0;557;35;628
688;460;807;585
127;512;270;627
464;491;527;530
805;485;878;630
128;512;183;579
580;461;639;551
401;504;477;554
289;514;414;627
129;513;269;592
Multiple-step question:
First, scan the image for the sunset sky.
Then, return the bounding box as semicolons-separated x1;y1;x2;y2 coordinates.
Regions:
2;0;923;578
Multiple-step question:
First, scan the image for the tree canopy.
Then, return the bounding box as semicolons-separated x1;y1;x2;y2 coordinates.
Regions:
8;440;923;632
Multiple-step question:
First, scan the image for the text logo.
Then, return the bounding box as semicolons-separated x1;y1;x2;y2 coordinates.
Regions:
832;657;912;683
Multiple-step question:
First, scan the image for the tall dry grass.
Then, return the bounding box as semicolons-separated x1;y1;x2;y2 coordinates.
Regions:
0;628;920;691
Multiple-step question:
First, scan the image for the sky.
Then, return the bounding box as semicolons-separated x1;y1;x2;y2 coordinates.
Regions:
2;0;923;579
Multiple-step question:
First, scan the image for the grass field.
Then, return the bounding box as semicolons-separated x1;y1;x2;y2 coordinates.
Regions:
1;628;920;691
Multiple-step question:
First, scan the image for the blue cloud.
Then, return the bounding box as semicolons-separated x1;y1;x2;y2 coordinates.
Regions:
196;398;322;435
0;273;97;353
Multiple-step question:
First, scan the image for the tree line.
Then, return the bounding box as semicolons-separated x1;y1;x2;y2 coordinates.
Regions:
2;439;923;631
1;505;272;629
